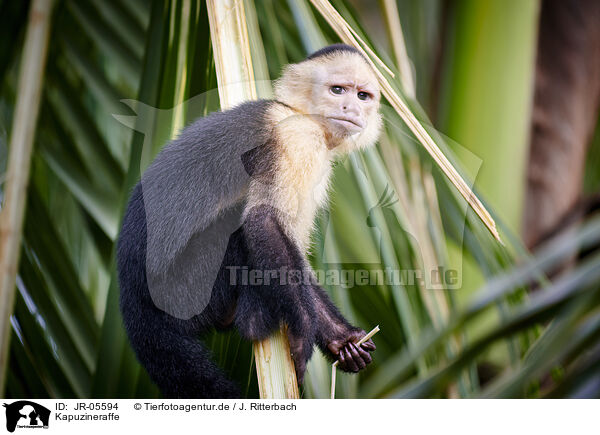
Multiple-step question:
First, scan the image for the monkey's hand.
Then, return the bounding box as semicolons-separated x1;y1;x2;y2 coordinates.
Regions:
325;328;376;373
311;286;376;373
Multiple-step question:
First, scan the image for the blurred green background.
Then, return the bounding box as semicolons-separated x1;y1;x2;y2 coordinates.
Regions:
1;0;599;399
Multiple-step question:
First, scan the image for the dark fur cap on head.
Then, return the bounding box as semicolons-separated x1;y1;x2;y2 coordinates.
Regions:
305;43;366;62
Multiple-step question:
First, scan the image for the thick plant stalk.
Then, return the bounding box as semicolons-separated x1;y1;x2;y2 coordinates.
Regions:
206;0;299;399
523;0;600;248
0;0;55;394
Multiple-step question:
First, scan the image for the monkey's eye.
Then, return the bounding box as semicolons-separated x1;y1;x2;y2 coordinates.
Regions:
330;86;345;95
357;91;371;101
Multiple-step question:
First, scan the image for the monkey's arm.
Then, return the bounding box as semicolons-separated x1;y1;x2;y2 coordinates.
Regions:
236;204;374;377
311;284;375;373
234;204;317;382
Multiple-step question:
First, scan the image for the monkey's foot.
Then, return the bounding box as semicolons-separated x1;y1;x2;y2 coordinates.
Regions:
287;328;316;385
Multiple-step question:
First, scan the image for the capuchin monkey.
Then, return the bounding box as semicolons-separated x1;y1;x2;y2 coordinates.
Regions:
117;44;381;398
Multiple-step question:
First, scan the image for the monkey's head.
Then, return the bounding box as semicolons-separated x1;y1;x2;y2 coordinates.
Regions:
274;44;382;153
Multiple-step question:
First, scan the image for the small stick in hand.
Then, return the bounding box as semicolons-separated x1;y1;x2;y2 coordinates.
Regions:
331;325;380;399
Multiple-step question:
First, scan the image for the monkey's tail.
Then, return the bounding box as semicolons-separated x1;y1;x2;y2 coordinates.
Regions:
117;183;240;399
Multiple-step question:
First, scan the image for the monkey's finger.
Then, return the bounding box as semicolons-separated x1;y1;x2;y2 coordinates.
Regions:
354;343;372;364
360;339;376;352
328;340;344;356
338;348;347;370
348;342;366;368
348;343;367;370
343;347;359;372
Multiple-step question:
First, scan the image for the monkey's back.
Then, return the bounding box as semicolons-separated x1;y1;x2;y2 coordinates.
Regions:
126;99;277;320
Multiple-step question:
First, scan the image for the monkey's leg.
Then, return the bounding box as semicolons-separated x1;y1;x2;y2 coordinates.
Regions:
235;204;317;382
201;227;247;330
310;284;376;373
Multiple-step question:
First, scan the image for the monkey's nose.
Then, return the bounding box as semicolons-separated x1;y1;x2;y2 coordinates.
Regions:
342;102;360;116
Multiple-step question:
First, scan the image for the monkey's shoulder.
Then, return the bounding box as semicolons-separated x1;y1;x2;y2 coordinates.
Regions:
218;99;326;141
177;99;275;144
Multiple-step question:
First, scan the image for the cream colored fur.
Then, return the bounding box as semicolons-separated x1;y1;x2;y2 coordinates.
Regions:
244;50;382;252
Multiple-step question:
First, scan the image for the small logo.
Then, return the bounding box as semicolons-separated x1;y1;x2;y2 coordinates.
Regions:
3;401;50;432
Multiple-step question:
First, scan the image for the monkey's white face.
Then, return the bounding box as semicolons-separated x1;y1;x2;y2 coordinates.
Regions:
311;58;380;138
274;51;383;152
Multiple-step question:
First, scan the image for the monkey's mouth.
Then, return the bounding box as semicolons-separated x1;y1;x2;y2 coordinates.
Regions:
328;117;364;134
